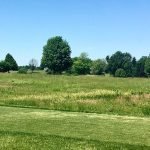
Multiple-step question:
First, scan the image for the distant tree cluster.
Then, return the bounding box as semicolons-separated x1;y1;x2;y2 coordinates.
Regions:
41;36;150;77
0;53;18;72
71;53;106;75
41;36;106;75
106;51;150;77
0;53;38;74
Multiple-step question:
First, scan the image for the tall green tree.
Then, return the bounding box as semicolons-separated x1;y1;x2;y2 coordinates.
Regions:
41;36;72;73
5;53;18;71
144;56;150;76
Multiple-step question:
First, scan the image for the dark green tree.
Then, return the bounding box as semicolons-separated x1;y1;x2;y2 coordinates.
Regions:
132;57;137;67
107;51;133;77
91;59;106;75
41;36;72;74
131;57;137;77
106;55;110;63
122;53;132;77
136;56;147;77
5;53;18;71
107;51;123;76
0;61;10;72
144;56;150;76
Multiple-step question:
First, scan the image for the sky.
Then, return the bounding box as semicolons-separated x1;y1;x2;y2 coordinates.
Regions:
0;0;150;65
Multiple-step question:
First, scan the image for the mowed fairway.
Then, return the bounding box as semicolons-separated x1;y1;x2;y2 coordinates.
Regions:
0;106;150;149
0;73;150;149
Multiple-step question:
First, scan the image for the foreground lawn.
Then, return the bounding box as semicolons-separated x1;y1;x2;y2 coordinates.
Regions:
0;73;150;116
0;106;150;149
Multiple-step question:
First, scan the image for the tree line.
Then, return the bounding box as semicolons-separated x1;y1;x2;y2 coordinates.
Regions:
1;36;150;77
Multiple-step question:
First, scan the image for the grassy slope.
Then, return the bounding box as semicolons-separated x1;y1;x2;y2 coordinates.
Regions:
0;106;150;149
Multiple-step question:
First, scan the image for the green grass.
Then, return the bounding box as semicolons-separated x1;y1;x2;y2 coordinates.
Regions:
0;72;150;149
0;72;150;116
0;106;150;149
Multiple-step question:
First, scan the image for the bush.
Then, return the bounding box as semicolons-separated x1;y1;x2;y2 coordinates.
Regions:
18;68;28;74
72;60;91;75
115;69;126;77
71;53;92;75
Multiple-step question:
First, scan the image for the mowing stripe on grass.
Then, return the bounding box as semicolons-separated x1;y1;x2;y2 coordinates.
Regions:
0;106;150;148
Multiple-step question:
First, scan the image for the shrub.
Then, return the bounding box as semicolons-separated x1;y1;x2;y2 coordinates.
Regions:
18;67;28;74
71;53;92;75
142;106;150;116
115;69;126;77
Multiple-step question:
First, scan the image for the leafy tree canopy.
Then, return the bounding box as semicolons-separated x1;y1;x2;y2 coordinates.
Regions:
107;51;133;77
41;36;72;73
91;59;106;75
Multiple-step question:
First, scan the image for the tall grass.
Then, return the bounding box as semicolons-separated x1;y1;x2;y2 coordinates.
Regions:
0;72;150;116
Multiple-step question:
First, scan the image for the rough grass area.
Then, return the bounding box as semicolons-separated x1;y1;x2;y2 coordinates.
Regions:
0;106;150;149
0;73;150;116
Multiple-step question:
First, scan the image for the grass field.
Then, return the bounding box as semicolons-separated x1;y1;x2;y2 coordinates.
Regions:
0;72;150;149
0;73;150;116
0;106;150;149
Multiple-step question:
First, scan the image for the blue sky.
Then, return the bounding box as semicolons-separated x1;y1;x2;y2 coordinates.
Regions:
0;0;150;65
